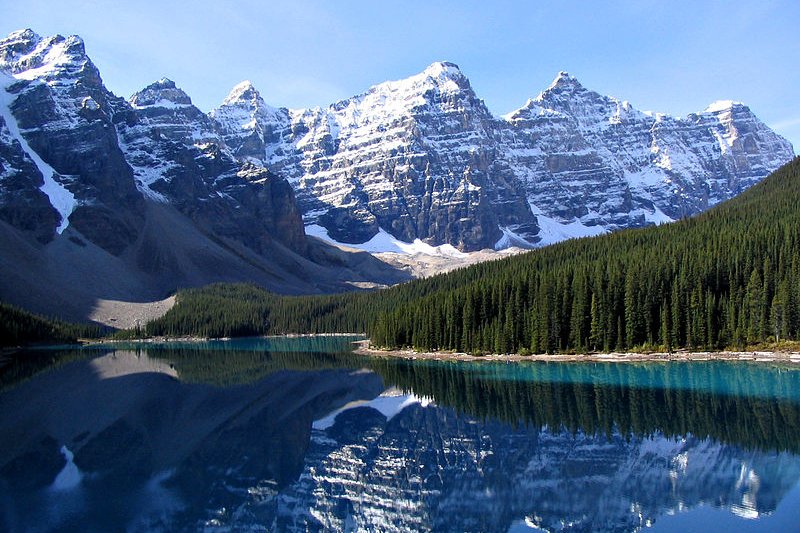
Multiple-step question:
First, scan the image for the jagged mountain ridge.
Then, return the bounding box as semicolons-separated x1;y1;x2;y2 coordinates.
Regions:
0;29;407;321
214;63;794;251
0;26;794;317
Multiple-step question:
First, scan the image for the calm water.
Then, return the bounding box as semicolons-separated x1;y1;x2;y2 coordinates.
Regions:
2;337;800;532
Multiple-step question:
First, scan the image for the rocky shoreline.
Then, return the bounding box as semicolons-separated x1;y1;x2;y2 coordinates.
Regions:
353;340;800;364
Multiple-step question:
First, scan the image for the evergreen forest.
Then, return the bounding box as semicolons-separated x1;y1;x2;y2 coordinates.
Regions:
141;157;800;354
0;302;101;347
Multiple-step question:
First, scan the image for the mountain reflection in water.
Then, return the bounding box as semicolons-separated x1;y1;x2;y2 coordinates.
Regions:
1;338;799;532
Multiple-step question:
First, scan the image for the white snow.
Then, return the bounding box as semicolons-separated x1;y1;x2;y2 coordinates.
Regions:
130;99;193;110
5;37;74;81
494;226;534;250
704;100;741;113
0;75;76;233
625;167;669;188
81;96;99;111
50;445;82;491
507;518;545;531
305;224;467;257
642;205;674;225
222;80;256;105
534;214;607;247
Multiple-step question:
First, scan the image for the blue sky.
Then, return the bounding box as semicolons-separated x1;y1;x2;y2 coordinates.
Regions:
3;0;799;150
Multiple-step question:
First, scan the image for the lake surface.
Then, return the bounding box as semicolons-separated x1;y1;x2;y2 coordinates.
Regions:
2;337;800;532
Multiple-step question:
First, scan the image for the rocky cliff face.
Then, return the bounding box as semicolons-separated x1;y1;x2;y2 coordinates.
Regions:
117;78;307;255
0;30;143;254
214;64;794;251
0;28;794;310
0;30;309;257
0;30;406;321
214;63;538;250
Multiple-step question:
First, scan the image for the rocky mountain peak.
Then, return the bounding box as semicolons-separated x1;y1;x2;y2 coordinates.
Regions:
704;99;746;114
0;29;41;58
416;60;473;95
422;61;464;80
210;80;287;163
0;30;91;83
541;71;584;95
221;80;262;106
341;60;475;112
130;78;193;108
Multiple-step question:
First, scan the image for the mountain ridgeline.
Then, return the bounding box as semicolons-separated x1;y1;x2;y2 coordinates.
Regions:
0;29;795;324
213;63;793;250
0;30;407;321
148;158;800;354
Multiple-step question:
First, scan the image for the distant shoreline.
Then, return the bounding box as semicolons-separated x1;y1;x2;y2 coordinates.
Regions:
18;336;800;365
353;340;800;364
88;332;365;345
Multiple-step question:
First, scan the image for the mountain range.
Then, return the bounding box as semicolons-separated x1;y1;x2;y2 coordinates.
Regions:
0;29;794;320
0;30;406;321
211;61;793;250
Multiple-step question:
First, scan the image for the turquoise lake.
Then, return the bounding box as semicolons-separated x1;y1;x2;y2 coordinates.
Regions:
1;336;800;532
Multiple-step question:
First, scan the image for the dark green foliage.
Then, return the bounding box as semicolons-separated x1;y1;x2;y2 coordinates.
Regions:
147;158;800;354
144;284;371;338
371;359;800;453
368;157;800;353
0;302;101;347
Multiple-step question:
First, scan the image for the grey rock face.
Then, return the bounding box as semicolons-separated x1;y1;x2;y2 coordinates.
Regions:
214;65;794;251
0;30;143;254
214;63;538;250
117;78;307;255
0;30;308;259
0;113;59;243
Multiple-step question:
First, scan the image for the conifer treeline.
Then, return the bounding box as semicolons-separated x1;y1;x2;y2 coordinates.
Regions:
148;158;800;354
370;158;800;353
0;302;101;347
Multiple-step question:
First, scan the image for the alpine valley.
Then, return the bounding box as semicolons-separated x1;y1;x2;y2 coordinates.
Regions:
0;29;793;322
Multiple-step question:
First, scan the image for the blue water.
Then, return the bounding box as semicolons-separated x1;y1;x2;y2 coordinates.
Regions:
1;337;799;532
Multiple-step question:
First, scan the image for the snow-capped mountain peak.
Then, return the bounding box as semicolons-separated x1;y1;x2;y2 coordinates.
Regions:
130;78;193;108
422;60;465;80
704;99;745;114
0;30;91;83
210;61;793;251
210;80;288;163
0;29;43;63
222;80;261;106
545;70;582;91
341;60;474;112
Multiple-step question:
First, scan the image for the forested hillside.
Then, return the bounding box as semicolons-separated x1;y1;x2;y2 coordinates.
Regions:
147;158;800;354
0;303;101;347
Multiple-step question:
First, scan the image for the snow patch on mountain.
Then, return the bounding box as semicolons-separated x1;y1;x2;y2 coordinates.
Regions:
0;30;85;82
705;100;742;113
0;74;76;232
534;214;608;247
306;224;468;257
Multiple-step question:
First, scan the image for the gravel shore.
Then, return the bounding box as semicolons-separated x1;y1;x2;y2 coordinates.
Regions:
353;340;800;364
